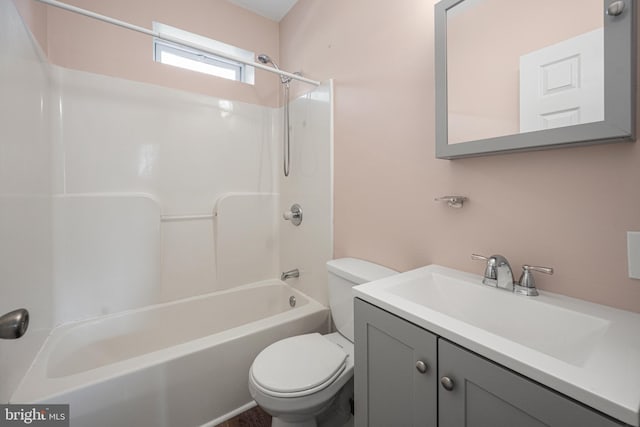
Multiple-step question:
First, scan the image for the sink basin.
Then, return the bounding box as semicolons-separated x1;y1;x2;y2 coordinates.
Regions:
386;270;609;366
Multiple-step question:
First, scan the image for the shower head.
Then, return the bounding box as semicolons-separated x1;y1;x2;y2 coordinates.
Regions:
257;54;273;65
256;53;290;84
257;53;281;71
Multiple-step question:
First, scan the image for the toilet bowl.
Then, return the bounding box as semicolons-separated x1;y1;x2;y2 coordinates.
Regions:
249;332;353;427
248;258;397;427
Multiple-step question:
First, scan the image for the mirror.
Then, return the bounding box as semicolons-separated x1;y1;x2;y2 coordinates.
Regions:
435;0;636;159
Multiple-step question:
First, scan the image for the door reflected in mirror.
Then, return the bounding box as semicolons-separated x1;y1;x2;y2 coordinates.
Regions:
446;0;603;145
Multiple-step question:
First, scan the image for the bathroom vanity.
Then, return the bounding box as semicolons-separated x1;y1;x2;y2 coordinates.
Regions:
352;265;640;427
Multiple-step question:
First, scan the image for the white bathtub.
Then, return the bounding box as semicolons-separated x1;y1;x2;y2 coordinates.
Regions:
11;280;329;427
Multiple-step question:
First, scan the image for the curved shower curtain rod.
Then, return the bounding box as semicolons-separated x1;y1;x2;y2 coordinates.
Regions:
34;0;321;87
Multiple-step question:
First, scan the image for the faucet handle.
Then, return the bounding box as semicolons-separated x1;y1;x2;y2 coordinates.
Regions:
471;254;498;286
515;265;553;296
283;203;303;226
524;265;554;275
471;254;489;262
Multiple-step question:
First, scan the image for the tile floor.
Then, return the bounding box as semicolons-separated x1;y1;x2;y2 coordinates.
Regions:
215;406;272;427
215;403;355;427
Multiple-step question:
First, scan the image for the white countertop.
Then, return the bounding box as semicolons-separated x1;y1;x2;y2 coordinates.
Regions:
353;265;640;426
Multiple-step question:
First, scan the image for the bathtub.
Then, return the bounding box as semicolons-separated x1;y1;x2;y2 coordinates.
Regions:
11;280;329;427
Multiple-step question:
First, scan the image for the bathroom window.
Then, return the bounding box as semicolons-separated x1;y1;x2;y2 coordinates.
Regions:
152;22;255;84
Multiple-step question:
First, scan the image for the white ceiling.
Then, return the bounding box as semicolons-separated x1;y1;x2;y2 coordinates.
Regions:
225;0;299;22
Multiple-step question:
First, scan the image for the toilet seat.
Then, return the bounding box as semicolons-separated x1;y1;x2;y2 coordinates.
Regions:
250;333;348;398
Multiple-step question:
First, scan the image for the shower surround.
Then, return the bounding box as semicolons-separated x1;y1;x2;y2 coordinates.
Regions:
0;1;333;424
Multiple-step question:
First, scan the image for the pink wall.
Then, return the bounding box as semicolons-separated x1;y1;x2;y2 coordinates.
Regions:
281;0;640;313
17;0;281;107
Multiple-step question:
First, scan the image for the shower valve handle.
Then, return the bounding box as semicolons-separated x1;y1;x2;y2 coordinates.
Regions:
283;204;303;226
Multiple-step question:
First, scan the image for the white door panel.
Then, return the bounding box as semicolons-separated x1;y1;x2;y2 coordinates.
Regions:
520;28;604;132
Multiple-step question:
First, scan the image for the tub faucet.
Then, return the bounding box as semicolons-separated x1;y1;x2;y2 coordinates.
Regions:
281;269;300;281
471;254;514;291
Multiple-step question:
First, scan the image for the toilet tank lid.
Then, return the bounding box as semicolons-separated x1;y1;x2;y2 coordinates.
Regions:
327;258;397;285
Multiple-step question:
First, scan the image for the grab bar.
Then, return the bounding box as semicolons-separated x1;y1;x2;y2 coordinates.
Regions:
160;213;216;222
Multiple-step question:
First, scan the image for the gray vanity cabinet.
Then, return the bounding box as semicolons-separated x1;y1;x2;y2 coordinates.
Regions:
438;339;624;427
354;298;438;427
355;298;626;427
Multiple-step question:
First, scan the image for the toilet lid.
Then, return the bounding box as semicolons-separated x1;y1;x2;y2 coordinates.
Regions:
251;333;348;396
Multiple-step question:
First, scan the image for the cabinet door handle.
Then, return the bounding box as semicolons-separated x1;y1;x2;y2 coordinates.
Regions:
440;376;455;391
415;360;428;374
0;309;29;339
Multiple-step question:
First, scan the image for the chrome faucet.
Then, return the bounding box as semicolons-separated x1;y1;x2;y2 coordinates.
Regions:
472;254;514;291
281;269;300;281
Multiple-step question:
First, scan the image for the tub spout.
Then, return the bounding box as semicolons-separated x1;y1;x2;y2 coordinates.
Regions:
281;269;300;281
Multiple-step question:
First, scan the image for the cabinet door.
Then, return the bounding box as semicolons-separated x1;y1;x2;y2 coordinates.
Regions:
438;339;625;427
354;298;437;427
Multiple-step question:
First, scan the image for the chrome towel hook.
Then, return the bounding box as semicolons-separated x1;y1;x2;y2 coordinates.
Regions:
434;195;468;209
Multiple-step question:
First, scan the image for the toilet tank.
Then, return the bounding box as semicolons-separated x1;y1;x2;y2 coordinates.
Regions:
326;258;397;341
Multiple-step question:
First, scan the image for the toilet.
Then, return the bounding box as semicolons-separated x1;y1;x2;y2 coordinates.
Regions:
248;258;397;427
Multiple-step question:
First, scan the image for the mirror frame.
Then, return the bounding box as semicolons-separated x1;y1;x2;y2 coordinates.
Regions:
435;0;636;159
